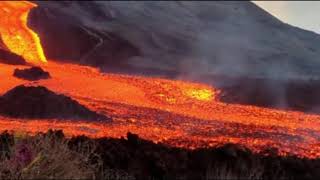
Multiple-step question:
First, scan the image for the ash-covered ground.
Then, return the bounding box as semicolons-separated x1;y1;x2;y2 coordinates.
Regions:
29;1;320;81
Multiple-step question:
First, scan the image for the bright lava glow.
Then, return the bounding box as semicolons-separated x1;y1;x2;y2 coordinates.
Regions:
0;1;320;160
184;89;213;101
1;62;320;159
0;1;47;64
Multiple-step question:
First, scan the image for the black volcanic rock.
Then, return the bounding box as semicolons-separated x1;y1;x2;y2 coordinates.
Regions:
28;9;140;68
0;85;110;121
0;48;26;65
13;66;51;81
29;1;320;81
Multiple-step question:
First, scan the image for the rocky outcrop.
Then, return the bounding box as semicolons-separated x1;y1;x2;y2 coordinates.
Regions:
0;85;110;121
13;66;51;81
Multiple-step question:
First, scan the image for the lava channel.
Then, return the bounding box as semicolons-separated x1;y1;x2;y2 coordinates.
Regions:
0;1;46;64
0;62;320;159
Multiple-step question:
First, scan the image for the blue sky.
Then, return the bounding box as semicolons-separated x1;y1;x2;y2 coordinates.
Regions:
253;1;320;34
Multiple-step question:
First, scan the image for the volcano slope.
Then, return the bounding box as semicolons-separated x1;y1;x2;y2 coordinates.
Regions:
205;74;320;114
1;1;320;179
26;0;320;116
29;1;320;81
0;61;320;160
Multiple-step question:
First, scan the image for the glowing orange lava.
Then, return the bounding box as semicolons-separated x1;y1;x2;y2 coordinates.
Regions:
0;62;320;159
184;88;214;101
0;1;46;64
0;1;319;159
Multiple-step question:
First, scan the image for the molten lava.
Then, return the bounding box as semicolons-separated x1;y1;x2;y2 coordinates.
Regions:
0;1;319;160
1;62;320;159
184;88;214;101
0;1;46;64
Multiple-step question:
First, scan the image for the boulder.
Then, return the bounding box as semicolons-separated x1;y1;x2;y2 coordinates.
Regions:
13;66;51;81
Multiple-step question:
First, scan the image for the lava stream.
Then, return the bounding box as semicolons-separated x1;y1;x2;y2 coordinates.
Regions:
0;1;46;63
0;1;320;160
1;62;320;159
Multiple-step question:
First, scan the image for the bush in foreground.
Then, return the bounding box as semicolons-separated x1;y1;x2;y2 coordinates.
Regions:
0;130;132;180
0;130;319;180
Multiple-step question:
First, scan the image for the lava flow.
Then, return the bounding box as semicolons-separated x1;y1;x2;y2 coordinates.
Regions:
0;1;46;63
0;1;320;160
1;62;320;159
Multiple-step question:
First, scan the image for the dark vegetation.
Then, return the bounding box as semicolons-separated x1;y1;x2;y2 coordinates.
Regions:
13;66;51;81
0;85;110;121
0;130;319;180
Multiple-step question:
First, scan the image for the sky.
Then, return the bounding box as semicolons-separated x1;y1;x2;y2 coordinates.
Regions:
253;1;320;34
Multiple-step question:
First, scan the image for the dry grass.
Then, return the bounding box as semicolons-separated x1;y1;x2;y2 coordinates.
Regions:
205;163;264;180
0;131;134;180
205;160;289;180
0;132;95;179
1;130;308;179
